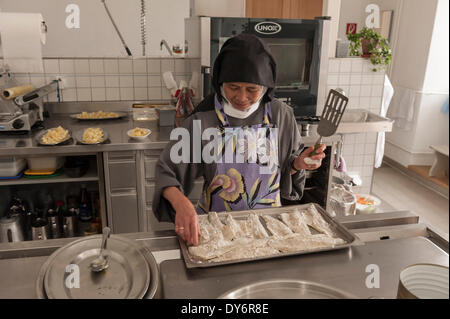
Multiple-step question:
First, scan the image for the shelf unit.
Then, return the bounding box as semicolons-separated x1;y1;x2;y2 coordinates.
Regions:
0;167;99;186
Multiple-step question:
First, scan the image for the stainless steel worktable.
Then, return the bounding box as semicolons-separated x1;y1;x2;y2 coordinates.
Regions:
0;211;448;299
0;101;340;157
0;113;170;156
159;236;448;299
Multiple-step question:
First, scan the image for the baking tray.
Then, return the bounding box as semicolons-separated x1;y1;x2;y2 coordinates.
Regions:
178;203;364;269
70;111;127;120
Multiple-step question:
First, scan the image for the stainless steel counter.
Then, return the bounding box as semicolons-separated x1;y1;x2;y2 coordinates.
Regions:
0;114;170;156
0;211;447;299
0;101;341;157
160;236;448;299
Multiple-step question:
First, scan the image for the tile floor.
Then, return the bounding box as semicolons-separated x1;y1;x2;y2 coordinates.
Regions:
372;164;449;236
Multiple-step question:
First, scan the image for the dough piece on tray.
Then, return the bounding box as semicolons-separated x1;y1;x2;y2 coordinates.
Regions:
301;205;335;237
222;215;249;241
205;212;249;241
210;238;279;262
246;213;270;239
311;234;346;245
198;215;223;245
261;215;293;238
188;238;234;261
280;210;312;237
268;233;345;253
208;211;225;230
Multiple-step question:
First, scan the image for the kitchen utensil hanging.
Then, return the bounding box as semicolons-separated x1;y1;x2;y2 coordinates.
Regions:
140;0;146;56
101;0;132;56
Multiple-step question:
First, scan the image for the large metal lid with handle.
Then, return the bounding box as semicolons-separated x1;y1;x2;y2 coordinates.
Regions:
36;229;159;299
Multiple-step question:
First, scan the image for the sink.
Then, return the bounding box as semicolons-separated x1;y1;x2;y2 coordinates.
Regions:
337;109;394;133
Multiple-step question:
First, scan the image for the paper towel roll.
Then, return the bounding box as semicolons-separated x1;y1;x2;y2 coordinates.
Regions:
2;85;35;100
0;12;46;73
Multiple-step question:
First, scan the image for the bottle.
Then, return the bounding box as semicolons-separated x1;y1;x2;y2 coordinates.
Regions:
66;194;79;215
47;208;61;239
78;184;92;222
55;200;66;236
35;189;54;219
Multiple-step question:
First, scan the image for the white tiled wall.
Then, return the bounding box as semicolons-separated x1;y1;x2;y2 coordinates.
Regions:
327;57;385;194
7;58;201;103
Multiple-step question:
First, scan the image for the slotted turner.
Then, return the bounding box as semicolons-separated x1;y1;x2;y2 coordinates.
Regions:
311;89;349;155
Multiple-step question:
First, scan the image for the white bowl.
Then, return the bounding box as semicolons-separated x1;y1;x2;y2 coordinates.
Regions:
355;193;381;214
398;264;449;299
127;128;151;140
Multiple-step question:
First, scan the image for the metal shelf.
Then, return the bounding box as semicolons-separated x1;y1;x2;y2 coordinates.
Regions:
0;167;98;186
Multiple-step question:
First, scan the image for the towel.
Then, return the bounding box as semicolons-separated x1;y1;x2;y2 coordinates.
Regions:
335;154;347;172
0;12;46;73
387;85;415;130
375;75;394;168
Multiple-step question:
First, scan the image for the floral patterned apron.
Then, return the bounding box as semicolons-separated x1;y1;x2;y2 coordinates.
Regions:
196;95;281;213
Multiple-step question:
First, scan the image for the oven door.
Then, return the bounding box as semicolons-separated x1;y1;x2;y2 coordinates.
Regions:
194;17;329;117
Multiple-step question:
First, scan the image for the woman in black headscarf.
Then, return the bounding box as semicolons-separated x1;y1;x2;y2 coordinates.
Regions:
153;34;325;245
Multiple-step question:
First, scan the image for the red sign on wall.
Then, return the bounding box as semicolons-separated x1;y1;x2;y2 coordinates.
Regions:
346;23;357;35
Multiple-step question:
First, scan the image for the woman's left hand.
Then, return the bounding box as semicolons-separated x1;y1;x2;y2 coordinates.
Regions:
293;144;326;171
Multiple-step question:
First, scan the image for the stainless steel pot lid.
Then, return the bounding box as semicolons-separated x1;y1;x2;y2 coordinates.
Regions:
43;235;150;299
218;279;358;299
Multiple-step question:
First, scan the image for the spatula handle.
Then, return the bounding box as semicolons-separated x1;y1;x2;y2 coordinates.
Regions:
310;137;323;156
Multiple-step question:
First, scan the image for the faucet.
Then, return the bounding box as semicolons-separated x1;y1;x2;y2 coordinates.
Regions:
160;39;173;56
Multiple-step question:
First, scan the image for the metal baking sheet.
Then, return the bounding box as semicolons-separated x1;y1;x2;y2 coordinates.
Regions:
178;203;364;269
70;111;127;120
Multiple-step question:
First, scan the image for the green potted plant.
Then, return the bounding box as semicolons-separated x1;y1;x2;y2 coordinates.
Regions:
347;27;392;72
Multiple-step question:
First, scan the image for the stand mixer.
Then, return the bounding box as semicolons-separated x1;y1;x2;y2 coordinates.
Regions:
0;66;59;132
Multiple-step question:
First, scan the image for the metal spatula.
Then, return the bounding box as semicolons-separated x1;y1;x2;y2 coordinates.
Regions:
311;88;349;156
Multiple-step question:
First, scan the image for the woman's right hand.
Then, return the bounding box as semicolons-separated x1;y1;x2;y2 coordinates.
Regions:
171;193;200;246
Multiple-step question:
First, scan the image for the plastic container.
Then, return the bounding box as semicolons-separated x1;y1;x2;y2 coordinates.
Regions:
336;39;350;58
329;186;356;217
132;104;158;121
27;157;64;171
355;194;381;214
0;157;26;177
156;105;176;126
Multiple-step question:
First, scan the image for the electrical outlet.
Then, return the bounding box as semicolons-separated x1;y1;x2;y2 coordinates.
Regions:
54;75;66;89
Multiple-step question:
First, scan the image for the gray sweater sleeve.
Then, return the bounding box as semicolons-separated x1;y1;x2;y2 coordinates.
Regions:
277;102;306;201
152;116;204;222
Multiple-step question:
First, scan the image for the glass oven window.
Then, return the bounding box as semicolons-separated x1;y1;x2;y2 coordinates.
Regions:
266;38;313;90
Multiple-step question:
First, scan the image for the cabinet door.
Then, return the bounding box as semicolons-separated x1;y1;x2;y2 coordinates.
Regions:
246;0;323;19
144;158;158;180
194;0;246;17
109;162;137;189
246;0;283;18
110;193;139;233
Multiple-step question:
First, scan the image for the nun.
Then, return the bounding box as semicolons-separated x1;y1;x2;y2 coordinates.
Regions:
153;34;326;245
